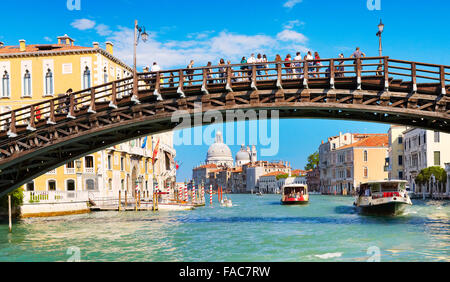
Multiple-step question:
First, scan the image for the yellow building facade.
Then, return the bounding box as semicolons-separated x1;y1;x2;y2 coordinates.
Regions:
0;35;166;197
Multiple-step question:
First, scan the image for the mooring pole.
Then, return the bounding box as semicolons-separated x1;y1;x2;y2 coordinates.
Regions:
118;190;121;211
8;195;12;233
125;191;128;210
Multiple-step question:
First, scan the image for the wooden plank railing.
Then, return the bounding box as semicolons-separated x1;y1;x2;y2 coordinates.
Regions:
0;56;448;141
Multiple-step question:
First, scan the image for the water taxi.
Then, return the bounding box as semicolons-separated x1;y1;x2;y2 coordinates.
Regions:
354;180;412;215
281;184;309;205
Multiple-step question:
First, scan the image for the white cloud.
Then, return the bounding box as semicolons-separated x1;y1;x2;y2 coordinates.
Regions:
276;29;308;44
107;26;310;70
283;0;303;8
44;36;52;42
71;19;96;30
95;24;112;36
283;20;304;29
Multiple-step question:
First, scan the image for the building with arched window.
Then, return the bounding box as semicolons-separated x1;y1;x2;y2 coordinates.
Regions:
319;132;389;195
45;68;53;95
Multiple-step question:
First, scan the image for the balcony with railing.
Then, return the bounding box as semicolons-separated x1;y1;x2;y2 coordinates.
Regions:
23;190;89;204
84;167;95;174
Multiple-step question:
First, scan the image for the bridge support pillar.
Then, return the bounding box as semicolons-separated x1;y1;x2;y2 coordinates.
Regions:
226;93;235;106
177;98;188;111
275;89;285;103
380;91;390;106
353;91;363;104
201;94;211;109
326;90;336;103
300;89;310;103
250;91;259;105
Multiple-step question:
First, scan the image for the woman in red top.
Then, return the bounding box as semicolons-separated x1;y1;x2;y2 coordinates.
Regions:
314;52;322;78
284;54;292;79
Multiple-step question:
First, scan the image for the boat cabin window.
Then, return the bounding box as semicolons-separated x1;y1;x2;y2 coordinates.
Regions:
369;183;381;193
283;186;306;197
359;184;370;196
379;182;400;192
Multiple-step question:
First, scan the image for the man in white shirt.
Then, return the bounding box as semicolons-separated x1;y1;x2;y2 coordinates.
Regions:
247;53;256;64
151;62;161;72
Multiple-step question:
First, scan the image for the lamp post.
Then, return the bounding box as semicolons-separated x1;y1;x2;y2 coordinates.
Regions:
376;19;384;57
132;20;149;103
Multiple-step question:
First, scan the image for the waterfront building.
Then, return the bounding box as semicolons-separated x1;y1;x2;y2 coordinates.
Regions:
306;167;320;192
245;161;291;193
319;132;389;194
259;171;286;193
0;36;176;214
387;125;410;180
192;132;290;193
403;128;450;195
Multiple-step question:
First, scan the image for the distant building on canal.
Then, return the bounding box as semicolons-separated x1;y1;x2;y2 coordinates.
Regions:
319;132;389;195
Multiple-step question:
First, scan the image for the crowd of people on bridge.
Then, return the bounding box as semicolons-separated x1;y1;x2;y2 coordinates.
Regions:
143;47;368;86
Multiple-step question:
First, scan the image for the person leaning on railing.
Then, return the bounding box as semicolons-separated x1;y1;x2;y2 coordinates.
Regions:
206;62;214;84
186;60;194;86
350;47;366;73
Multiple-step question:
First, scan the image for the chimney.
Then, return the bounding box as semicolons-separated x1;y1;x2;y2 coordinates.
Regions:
57;34;75;46
19;39;26;52
93;42;99;49
105;41;114;55
0;42;4;48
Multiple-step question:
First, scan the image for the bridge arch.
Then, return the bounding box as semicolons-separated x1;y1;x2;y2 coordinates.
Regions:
0;56;448;196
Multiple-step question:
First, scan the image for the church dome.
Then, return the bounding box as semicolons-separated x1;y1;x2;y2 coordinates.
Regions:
206;131;233;166
236;145;250;162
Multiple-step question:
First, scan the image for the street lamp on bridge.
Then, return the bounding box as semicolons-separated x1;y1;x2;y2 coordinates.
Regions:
132;20;149;103
376;19;384;57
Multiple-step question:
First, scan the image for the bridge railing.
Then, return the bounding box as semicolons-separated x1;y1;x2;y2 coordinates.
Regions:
0;56;448;143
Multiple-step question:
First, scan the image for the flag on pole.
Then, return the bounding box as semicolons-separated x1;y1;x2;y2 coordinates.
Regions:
142;136;148;149
152;138;160;165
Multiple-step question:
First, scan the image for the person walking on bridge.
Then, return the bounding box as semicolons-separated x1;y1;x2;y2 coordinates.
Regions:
350;47;366;73
239;56;247;81
247;53;256;79
294;52;302;78
186;60;194;86
284;54;292;79
263;54;269;79
313;52;322;78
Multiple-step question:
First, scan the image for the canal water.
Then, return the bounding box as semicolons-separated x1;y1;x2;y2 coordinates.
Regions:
0;195;449;262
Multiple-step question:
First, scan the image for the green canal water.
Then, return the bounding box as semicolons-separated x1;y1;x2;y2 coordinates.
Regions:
0;195;449;262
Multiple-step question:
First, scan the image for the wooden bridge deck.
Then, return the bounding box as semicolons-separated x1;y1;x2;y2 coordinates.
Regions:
0;56;448;196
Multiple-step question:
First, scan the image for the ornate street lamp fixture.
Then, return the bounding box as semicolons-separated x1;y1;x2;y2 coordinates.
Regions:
132;20;148;103
376;19;384;57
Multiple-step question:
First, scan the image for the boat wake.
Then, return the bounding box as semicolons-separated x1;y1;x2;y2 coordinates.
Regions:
315;252;343;259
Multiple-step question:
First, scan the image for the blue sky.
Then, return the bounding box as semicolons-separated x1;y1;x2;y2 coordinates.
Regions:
1;0;449;181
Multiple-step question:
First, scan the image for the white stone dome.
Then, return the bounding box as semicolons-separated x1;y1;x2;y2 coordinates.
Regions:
206;131;233;166
236;145;250;162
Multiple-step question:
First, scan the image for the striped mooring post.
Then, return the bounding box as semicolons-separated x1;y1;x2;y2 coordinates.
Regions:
192;184;196;204
184;183;188;202
209;185;213;205
201;184;205;203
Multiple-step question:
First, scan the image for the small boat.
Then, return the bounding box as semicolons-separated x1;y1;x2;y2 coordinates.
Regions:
281;184;309;205
256;191;263;196
354;180;412;215
220;197;233;207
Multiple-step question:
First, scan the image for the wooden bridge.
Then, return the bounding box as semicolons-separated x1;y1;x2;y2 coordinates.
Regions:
0;56;449;196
